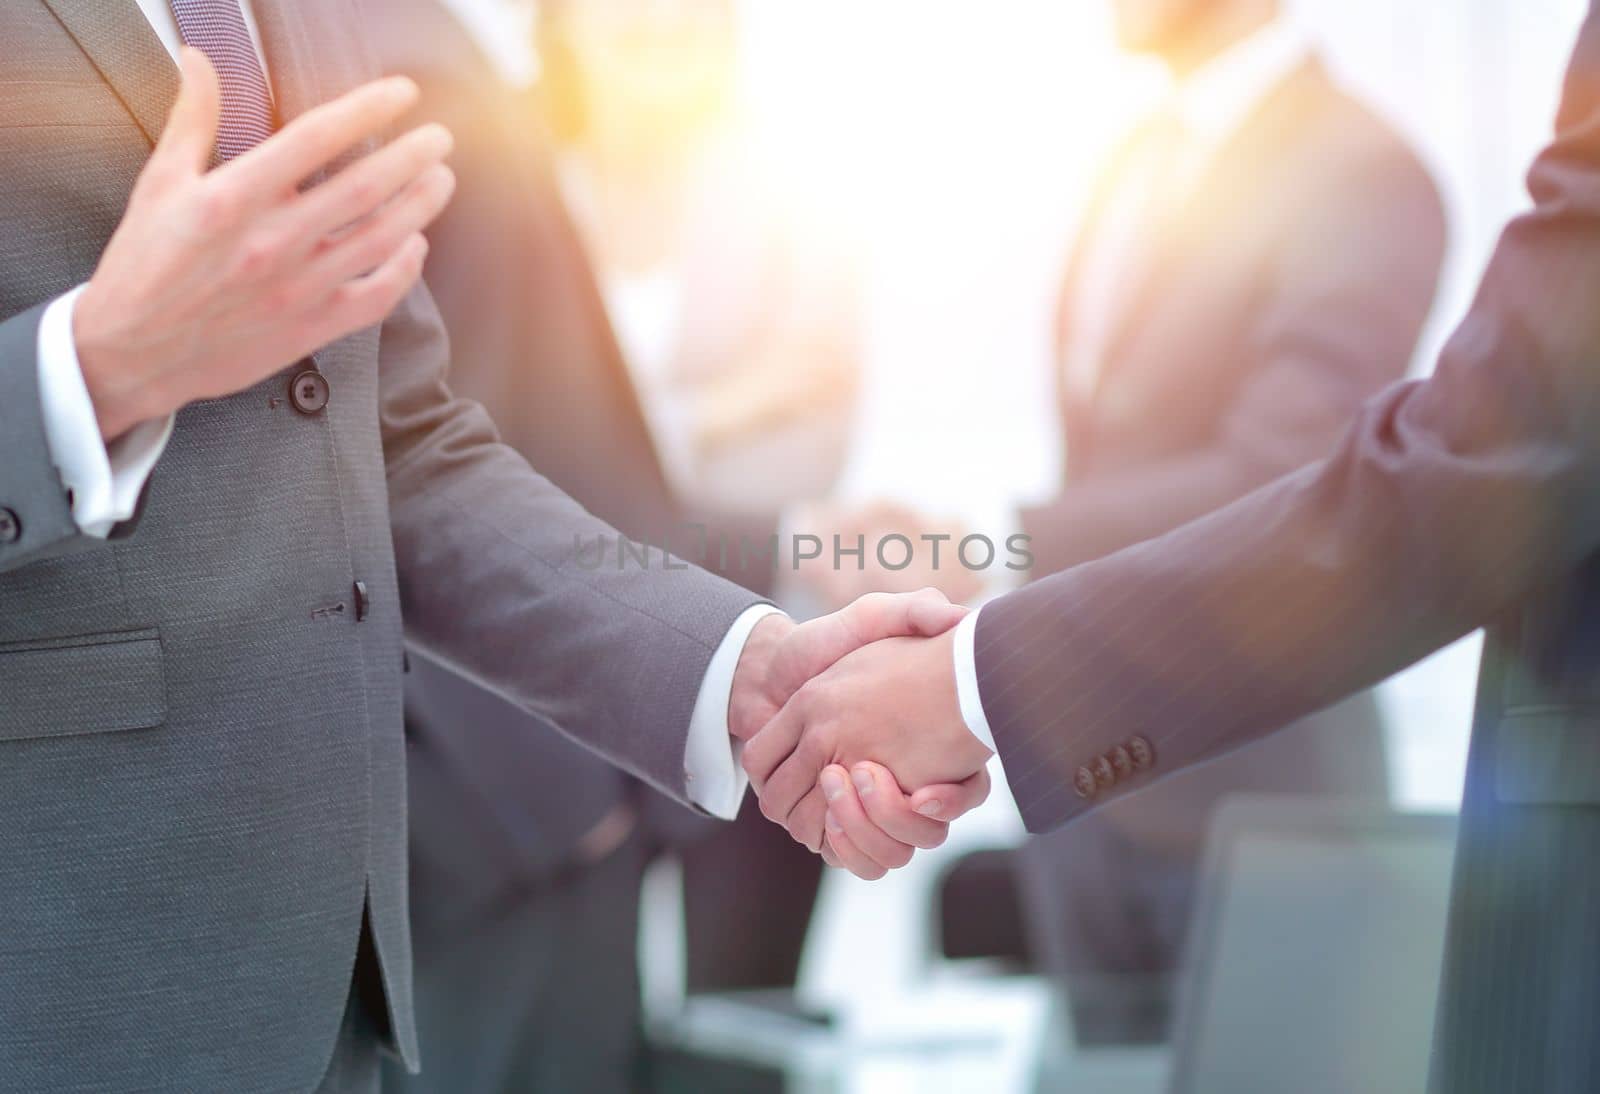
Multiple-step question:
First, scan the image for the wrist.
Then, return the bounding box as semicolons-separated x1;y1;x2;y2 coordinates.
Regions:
73;281;169;443
927;627;994;773
729;612;794;739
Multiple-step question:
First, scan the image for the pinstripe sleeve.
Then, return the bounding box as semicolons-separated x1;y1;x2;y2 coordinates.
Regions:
975;6;1600;832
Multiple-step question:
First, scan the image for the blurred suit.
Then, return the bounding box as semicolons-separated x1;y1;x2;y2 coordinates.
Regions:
367;5;821;1092
1016;34;1446;1044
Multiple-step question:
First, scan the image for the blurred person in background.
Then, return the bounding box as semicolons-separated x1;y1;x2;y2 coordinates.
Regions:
807;0;1446;1046
367;2;825;1090
543;0;878;1001
539;0;865;517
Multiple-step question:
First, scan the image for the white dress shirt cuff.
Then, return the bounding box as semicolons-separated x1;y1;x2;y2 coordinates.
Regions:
37;286;174;538
683;603;786;819
952;607;997;753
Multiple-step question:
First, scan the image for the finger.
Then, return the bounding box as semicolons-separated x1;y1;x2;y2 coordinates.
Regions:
293;122;454;239
764;743;827;827
821;766;916;868
901;587;970;637
151;48;222;177
910;766;992;823
308;163;455;286
820;843;842;870
768;590;967;699
823;824;887;881
787;783;830;853
220;76;420;202
848;762;950;849
307;231;429;344
740;694;805;792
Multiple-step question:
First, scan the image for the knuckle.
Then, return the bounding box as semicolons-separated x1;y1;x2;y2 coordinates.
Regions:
346;176;384;213
237;232;285;279
263;283;299;316
195;184;241;231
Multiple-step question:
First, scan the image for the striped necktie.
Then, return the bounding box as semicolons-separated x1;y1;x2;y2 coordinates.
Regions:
169;0;276;161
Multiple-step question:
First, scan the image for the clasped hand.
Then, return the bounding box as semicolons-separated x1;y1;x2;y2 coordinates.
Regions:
728;591;994;879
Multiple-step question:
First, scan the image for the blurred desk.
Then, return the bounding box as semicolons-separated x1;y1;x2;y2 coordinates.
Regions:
649;980;1169;1094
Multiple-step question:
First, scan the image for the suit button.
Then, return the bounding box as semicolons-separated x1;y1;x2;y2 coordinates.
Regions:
353;580;371;623
1073;766;1098;800
1092;755;1117;788
0;507;19;544
1128;736;1155;770
1109;745;1134;777
289;368;330;415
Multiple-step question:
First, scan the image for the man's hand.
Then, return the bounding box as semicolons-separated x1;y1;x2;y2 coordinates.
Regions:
816;761;990;879
728;591;988;859
743;624;993;867
75;48;456;442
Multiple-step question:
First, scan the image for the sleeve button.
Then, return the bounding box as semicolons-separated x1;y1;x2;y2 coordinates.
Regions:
1092;755;1117;788
1073;766;1098;800
0;508;21;544
1109;745;1134;777
1128;736;1155;770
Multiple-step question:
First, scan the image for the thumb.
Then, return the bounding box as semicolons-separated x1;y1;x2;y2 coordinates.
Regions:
153;47;221;174
910;766;991;822
904;587;970;637
770;590;965;698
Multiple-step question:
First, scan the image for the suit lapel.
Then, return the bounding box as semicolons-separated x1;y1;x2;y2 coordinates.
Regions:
41;0;179;147
251;0;368;124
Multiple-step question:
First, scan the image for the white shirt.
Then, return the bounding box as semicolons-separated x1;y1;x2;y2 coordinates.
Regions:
35;0;766;819
1062;18;1311;400
963;20;1314;762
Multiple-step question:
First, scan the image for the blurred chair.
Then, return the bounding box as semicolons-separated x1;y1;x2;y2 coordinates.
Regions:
1030;796;1457;1093
1170;796;1456;1094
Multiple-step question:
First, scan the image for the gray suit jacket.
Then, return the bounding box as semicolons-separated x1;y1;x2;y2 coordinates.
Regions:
0;3;761;1091
975;9;1600;1090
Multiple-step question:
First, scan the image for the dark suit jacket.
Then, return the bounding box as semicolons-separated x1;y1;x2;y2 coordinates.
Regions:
1022;57;1445;853
0;4;762;1089
977;10;1600;1090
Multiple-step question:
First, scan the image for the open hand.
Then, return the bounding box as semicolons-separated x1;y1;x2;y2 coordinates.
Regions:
75;49;454;441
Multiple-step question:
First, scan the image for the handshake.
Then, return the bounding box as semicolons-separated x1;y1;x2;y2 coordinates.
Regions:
726;590;996;879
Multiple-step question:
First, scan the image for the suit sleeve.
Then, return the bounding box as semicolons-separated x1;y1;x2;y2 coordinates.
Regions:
0;301;96;573
978;11;1600;832
378;283;766;804
1022;139;1447;577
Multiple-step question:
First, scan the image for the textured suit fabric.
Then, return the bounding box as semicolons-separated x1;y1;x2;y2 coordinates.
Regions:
361;6;822;1090
0;3;762;1091
364;0;789;901
977;8;1600;1089
385;833;652;1094
1014;58;1443;1041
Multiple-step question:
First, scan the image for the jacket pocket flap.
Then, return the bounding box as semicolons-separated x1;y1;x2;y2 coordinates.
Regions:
1495;707;1600;804
0;631;165;742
